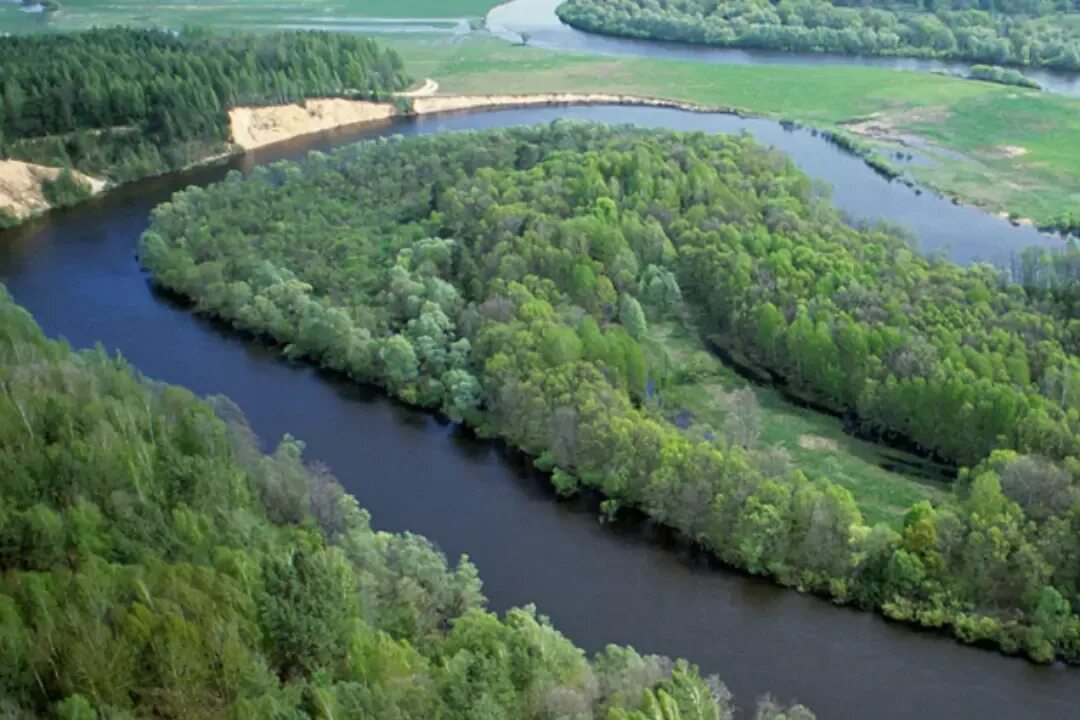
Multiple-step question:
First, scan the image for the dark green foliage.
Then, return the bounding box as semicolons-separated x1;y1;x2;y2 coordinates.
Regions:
141;123;1080;662
0;28;408;182
556;0;1080;71
968;64;1043;88
0;207;17;230
40;169;92;207
0;285;751;718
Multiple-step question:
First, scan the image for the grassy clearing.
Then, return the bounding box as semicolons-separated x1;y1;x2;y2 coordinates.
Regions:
0;0;500;34
905;92;1080;221
391;36;1080;225
641;318;952;528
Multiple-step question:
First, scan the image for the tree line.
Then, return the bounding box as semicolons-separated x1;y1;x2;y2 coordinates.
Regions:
556;0;1080;71
0;284;814;718
141;123;1080;662
0;28;408;184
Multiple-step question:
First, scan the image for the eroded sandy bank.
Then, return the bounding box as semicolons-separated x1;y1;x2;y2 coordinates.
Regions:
229;98;399;151
409;92;730;116
228;90;736;151
0;160;105;222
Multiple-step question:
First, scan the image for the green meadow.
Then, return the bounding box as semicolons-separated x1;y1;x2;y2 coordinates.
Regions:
641;319;952;528
392;36;1080;225
0;0;500;34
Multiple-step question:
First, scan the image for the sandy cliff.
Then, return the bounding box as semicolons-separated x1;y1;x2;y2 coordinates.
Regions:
227;88;733;151
410;92;724;115
0;160;105;222
229;99;398;151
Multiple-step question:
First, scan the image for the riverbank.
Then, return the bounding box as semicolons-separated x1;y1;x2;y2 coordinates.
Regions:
228;89;739;151
8;76;1062;245
0;159;105;227
6;104;1079;720
388;36;1080;232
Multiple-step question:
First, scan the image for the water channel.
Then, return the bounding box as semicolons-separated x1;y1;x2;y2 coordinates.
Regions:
487;0;1080;96
1;106;1076;719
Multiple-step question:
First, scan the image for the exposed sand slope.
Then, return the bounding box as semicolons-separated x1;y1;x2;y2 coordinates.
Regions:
0;160;105;221
410;92;726;115
228;90;734;151
229;98;398;151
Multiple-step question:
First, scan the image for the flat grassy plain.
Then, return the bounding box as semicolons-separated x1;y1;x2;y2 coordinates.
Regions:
391;36;1080;225
642;319;952;528
0;0;500;33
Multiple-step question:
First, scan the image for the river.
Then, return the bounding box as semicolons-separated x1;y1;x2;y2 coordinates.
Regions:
0;107;1076;718
486;0;1080;97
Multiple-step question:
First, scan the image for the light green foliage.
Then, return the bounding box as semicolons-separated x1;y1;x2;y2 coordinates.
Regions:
0;285;742;718
141;124;1080;662
394;36;1080;225
620;293;648;339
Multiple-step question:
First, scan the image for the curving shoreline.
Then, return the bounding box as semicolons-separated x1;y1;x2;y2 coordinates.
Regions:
0;159;105;226
2;88;1052;243
227;90;740;151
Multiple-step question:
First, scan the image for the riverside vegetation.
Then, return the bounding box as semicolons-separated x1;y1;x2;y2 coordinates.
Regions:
0;28;408;227
391;36;1080;229
0;283;818;718
556;0;1080;71
143;124;1080;663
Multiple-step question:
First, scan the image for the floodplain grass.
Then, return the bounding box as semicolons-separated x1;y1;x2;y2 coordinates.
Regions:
391;35;1080;225
641;318;953;528
0;0;500;34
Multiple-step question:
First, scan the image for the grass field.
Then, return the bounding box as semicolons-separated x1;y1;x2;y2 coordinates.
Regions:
641;319;952;528
390;36;1080;225
0;0;501;34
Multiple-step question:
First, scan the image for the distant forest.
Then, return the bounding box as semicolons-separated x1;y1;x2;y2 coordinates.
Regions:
0;28;408;185
556;0;1080;70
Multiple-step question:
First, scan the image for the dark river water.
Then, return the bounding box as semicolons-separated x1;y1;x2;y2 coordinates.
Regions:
487;0;1080;96
1;107;1076;718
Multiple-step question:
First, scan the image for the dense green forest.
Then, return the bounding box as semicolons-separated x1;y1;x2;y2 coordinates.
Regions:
556;0;1080;70
141;123;1080;662
0;284;813;718
0;28;407;191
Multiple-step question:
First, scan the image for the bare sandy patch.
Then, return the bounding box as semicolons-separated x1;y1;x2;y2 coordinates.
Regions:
230;91;734;153
798;434;839;452
841;107;949;149
997;145;1028;158
410;92;722;116
229;98;397;151
0;160;103;221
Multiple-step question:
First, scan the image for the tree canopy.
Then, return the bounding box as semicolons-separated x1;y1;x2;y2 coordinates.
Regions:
142;122;1080;662
0;28;408;187
0;282;806;718
556;0;1080;70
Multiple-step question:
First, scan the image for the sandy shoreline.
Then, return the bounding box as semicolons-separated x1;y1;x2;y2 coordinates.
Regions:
0;160;105;224
13;88;722;222
227;89;739;151
0;87;1046;237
